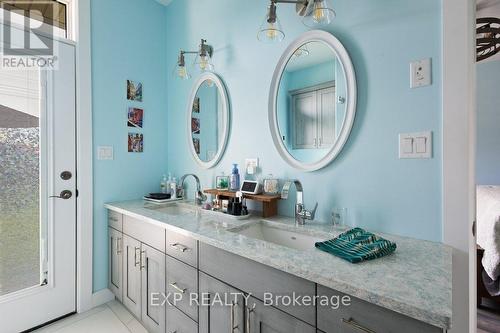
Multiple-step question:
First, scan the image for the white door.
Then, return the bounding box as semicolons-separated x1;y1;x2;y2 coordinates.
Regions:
0;38;76;331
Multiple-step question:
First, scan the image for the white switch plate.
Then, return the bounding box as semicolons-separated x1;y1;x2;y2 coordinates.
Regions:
399;132;432;159
97;146;114;160
410;58;432;88
245;158;259;175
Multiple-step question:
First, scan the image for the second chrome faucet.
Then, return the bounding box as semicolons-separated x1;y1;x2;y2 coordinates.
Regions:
281;179;318;225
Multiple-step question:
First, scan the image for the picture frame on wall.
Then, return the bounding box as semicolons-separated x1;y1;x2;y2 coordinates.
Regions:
127;107;144;128
191;117;200;134
128;133;144;152
192;97;200;113
193;138;200;155
127;80;143;102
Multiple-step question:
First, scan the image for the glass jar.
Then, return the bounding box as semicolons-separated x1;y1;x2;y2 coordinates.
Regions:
263;174;279;195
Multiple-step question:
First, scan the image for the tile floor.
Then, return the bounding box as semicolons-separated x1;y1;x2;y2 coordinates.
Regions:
34;300;147;333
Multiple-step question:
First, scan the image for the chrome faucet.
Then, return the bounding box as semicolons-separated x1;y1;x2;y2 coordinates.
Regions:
180;174;207;205
281;180;318;225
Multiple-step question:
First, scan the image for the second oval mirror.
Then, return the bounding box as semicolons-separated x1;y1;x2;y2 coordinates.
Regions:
188;72;230;169
269;31;357;171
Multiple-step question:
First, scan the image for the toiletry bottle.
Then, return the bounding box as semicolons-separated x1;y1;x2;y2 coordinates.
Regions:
166;173;173;195
171;177;177;198
160;174;168;194
230;163;240;191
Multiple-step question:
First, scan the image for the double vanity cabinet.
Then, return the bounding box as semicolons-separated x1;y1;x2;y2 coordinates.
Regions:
106;204;449;333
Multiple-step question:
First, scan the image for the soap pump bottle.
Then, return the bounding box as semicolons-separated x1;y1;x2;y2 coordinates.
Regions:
230;163;240;191
160;174;168;194
171;177;177;198
166;173;173;195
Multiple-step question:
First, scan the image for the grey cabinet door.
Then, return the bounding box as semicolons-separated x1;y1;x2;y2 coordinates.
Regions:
317;86;336;147
199;272;244;333
246;296;315;333
108;227;123;301
122;234;142;319
141;244;166;333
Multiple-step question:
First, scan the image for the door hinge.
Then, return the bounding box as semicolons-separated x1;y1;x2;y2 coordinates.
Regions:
473;220;477;237
41;271;48;286
76;189;79;198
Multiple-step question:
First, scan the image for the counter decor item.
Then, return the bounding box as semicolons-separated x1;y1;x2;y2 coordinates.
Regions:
263;174;279;194
229;163;240;191
240;180;263;195
332;207;347;230
204;188;281;218
216;174;229;190
315;228;397;263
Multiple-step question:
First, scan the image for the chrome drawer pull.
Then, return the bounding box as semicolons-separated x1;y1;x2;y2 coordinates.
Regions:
140;250;146;270
134;247;140;267
231;301;239;332
246;303;255;333
342;318;377;333
170;243;189;253
116;238;122;255
169;282;187;294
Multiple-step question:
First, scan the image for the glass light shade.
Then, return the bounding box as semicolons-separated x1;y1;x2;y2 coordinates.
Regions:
257;8;285;43
173;63;191;80
194;53;214;73
293;45;310;58
302;0;335;28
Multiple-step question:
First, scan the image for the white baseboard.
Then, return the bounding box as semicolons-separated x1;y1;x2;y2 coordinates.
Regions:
91;289;115;308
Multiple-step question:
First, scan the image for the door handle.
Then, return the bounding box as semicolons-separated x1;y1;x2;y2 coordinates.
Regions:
231;300;239;332
49;190;72;200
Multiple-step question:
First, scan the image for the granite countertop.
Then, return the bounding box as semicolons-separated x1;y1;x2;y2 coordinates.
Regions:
105;200;452;329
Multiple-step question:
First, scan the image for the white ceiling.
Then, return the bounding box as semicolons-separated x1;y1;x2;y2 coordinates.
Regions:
155;0;172;6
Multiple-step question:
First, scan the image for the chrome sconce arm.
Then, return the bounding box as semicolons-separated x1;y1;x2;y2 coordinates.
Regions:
174;39;214;80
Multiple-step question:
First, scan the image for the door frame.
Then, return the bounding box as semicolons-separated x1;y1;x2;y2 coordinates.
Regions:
74;0;98;313
442;0;477;332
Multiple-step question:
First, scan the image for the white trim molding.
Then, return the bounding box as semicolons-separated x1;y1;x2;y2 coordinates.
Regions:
268;30;357;172
442;0;476;332
91;289;114;308
75;0;94;313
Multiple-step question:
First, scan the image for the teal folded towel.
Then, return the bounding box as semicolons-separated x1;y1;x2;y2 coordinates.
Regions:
315;228;397;263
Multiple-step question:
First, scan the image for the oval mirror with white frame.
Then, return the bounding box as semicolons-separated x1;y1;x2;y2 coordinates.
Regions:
269;30;357;171
188;72;230;169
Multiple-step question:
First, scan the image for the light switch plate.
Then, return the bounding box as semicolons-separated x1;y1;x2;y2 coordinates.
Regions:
399;132;432;159
410;58;432;88
97;146;114;160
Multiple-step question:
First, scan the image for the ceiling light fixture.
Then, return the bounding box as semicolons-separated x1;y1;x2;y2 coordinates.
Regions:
174;39;214;80
258;0;335;43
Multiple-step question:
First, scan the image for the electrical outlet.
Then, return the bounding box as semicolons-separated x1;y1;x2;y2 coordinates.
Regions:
410;58;431;88
245;158;259;175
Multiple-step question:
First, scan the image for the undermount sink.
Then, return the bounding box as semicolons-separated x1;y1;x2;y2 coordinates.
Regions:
230;221;326;251
146;203;196;216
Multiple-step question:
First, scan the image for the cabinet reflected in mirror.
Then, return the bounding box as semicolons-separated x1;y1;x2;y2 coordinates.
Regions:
276;41;347;164
188;73;230;169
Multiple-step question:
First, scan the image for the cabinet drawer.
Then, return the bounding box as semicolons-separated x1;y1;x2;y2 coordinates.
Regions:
317;285;442;333
199;243;315;326
123;215;165;253
108;210;122;231
166;255;198;322
246;296;316;333
167;305;198;333
165;229;198;267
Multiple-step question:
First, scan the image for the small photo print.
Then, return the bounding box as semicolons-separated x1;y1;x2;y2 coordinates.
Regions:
128;107;144;128
191;117;200;134
192;97;200;113
127;80;143;102
128;133;144;153
193;138;200;155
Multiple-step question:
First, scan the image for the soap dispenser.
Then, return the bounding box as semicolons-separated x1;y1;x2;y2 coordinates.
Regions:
229;163;240;191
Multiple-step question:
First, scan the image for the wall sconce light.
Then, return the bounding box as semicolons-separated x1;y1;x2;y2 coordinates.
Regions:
174;39;214;80
258;0;335;43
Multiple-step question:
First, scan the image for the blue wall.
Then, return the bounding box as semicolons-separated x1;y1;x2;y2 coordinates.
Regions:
91;0;168;292
165;0;442;241
477;60;500;185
